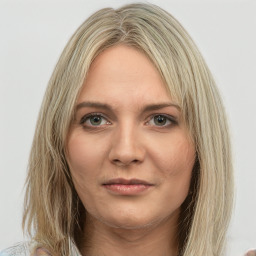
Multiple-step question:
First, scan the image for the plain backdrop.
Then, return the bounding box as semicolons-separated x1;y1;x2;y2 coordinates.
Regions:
0;0;255;255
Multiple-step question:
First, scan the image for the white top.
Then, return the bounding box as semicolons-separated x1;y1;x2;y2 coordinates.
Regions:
0;241;82;256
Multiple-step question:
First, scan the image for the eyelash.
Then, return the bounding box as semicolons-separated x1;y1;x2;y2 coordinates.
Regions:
79;113;177;129
80;113;110;128
146;114;177;127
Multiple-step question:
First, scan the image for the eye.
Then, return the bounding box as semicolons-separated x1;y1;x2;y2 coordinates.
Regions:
147;114;176;127
80;114;110;127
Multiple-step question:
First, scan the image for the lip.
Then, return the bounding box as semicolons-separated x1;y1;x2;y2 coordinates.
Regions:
103;178;153;185
102;178;154;195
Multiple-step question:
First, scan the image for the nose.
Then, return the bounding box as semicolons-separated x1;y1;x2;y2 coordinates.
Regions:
108;124;145;167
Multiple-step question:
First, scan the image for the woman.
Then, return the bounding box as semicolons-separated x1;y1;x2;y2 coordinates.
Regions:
1;2;250;256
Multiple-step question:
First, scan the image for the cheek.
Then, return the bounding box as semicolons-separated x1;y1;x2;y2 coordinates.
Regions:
66;132;105;211
148;132;195;198
154;136;195;211
151;134;195;173
67;130;108;171
66;132;102;189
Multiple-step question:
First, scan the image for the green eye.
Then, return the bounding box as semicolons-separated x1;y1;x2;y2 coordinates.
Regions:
80;114;110;127
154;115;167;126
147;114;175;127
89;115;103;126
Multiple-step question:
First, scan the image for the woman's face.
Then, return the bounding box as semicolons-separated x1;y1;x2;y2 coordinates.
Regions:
67;45;195;230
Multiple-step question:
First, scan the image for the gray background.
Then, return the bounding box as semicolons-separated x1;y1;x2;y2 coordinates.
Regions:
0;1;255;255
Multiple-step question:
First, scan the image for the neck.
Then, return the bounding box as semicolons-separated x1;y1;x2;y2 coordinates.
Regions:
78;211;179;256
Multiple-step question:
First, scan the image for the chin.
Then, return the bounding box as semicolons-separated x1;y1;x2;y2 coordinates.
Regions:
98;209;165;230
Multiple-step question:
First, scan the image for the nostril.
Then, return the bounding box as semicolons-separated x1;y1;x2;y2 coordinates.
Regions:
112;158;139;166
108;142;145;166
112;160;127;167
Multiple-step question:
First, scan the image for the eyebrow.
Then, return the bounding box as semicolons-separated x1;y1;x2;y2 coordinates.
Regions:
76;101;181;113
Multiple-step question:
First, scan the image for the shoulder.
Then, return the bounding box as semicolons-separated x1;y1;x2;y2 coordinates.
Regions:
0;246;52;256
1;240;81;256
0;242;33;256
0;251;9;256
34;248;51;255
245;249;256;256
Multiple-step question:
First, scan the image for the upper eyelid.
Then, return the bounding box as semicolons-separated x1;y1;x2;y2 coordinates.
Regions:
76;104;179;119
80;112;176;119
147;113;177;122
78;110;116;123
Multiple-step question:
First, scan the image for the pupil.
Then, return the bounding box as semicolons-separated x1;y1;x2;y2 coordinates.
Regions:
90;116;101;125
154;115;166;126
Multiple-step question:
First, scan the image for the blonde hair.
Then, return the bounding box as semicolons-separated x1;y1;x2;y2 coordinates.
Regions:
23;3;234;256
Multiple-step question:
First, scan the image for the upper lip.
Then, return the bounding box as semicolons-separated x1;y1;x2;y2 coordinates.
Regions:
103;178;153;186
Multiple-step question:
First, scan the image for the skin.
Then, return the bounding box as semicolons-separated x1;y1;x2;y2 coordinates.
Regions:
245;250;256;256
66;45;196;256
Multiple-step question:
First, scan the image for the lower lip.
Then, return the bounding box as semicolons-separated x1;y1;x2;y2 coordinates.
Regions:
103;184;153;195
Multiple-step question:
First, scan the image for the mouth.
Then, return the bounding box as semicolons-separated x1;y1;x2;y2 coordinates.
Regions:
103;178;153;186
102;178;154;195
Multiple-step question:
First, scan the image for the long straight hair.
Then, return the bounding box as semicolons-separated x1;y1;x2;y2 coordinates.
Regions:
23;3;234;256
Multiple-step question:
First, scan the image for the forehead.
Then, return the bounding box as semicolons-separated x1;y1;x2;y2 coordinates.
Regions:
78;45;175;107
